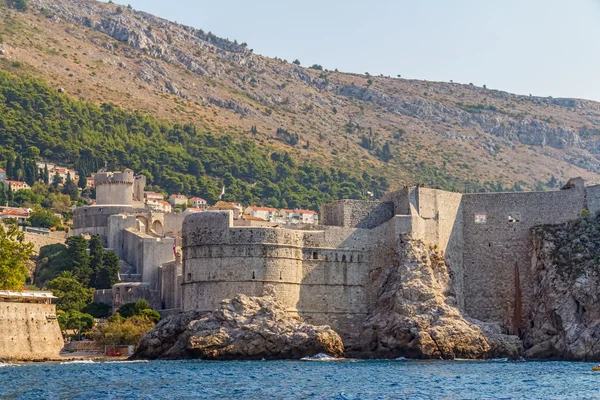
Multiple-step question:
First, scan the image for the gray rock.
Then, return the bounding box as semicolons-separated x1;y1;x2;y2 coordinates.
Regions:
134;295;344;360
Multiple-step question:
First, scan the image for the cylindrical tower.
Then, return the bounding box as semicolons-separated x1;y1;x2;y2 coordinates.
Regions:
94;169;135;206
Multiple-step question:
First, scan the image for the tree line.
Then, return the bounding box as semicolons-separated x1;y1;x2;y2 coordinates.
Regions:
0;71;389;210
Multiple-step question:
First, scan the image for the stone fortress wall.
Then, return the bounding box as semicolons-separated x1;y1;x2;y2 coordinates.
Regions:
181;179;600;344
0;301;63;360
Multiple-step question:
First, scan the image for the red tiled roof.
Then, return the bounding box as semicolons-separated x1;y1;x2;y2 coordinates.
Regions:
190;197;206;201
0;209;28;217
5;180;28;186
171;194;187;199
297;209;318;215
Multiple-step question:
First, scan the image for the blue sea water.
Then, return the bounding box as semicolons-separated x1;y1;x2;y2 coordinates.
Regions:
1;359;599;399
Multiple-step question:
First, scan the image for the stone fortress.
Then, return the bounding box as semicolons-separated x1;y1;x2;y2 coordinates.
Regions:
74;171;600;348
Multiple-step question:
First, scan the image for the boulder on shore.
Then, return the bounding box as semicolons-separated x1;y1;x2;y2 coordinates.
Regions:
359;235;522;360
133;295;344;360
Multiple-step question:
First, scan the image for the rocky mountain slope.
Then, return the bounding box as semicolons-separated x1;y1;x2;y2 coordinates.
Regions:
2;0;600;190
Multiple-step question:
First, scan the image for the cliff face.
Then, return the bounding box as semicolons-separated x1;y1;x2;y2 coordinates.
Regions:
359;235;522;359
526;216;600;360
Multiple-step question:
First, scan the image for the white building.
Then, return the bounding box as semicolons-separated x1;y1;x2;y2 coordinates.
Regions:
190;197;208;210
169;194;188;207
245;206;278;222
4;180;30;192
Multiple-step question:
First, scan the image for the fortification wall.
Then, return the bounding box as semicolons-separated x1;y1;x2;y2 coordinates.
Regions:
462;188;587;331
0;302;63;360
321;200;394;229
181;211;372;345
73;206;145;243
158;262;182;310
122;229;175;288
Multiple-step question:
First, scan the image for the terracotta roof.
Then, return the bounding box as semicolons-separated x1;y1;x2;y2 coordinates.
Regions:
0;209;29;217
297;209;318;215
190;197;206;201
211;201;236;210
159;200;171;206
171;194;187;199
5;180;29;186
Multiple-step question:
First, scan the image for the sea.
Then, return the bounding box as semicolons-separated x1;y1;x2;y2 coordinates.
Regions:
1;357;599;399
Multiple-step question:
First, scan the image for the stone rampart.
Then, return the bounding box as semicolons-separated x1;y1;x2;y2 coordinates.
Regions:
181;211;373;345
321;200;394;229
0;302;63;360
95;170;134;206
461;187;592;332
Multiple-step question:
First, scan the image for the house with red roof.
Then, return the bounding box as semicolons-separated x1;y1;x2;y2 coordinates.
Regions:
0;208;30;224
4;180;30;192
245;206;278;222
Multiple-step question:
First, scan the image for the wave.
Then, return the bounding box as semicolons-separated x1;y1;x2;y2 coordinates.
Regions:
103;360;149;364
489;358;509;362
394;357;408;361
301;353;343;361
0;363;17;368
59;360;96;365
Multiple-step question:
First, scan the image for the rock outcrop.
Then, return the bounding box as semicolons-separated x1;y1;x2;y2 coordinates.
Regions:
525;215;600;360
134;295;344;360
359;235;522;359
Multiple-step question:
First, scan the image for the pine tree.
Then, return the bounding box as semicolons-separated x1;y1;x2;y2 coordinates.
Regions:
6;185;13;203
62;172;79;200
51;172;62;192
66;235;91;286
88;235;104;288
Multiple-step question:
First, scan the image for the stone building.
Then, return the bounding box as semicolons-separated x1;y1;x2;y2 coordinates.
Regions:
180;179;600;347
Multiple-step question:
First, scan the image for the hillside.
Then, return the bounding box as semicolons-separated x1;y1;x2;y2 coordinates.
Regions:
2;0;600;193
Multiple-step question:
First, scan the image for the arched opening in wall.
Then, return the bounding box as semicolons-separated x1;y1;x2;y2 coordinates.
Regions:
279;271;282;280
136;216;149;233
342;254;347;262
151;220;164;235
350;255;353;262
252;271;256;280
313;252;318;260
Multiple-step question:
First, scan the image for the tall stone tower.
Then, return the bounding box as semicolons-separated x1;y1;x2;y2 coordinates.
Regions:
133;174;147;202
94;169;135;206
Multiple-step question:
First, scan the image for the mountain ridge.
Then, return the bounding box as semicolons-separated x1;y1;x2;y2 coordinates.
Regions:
2;0;600;192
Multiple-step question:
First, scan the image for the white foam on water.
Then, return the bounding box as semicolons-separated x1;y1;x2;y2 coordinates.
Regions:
301;353;343;361
59;360;96;365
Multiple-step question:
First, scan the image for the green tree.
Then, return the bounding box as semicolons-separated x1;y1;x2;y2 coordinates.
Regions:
0;224;34;289
0;185;6;207
28;208;61;228
88;235;104;288
5;156;14;181
57;310;94;338
47;276;92;312
43;164;50;185
66;235;91;286
82;302;111;318
77;168;87;190
62;171;79;201
14;154;23;181
292;59;301;65
92;315;155;348
50;172;62;192
7;0;28;11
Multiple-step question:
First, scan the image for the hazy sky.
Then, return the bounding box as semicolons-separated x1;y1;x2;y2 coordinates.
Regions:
111;0;600;101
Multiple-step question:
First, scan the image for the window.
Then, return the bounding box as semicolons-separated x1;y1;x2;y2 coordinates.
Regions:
475;214;486;224
187;273;191;281
508;213;521;223
313;252;318;260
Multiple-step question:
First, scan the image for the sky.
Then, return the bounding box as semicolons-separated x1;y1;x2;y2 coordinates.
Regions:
108;0;600;101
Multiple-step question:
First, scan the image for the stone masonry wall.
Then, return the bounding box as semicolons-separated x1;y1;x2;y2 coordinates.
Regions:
321;200;394;229
462;187;589;332
0;302;63;360
181;211;372;345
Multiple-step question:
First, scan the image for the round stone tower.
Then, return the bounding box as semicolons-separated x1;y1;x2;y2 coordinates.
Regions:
94;169;135;206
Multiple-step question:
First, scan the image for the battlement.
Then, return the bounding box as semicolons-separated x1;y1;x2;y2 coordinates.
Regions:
94;169;135;186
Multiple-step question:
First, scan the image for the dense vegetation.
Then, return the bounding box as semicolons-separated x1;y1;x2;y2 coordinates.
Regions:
0;71;389;209
0;223;33;289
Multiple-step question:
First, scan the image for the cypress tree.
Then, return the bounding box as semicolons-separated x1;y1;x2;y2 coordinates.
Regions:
0;185;6;206
77;168;87;190
14;155;23;181
5;157;14;180
88;235;104;289
43;164;49;185
6;185;13;203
